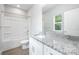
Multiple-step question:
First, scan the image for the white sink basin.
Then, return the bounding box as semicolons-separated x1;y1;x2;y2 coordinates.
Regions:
36;35;45;39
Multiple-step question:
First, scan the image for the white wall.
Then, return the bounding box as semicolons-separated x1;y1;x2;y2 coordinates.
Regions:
29;4;42;35
43;4;79;33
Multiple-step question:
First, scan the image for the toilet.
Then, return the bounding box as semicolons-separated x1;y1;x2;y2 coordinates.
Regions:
20;40;29;49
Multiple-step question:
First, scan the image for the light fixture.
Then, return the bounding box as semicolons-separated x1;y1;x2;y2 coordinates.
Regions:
17;5;20;7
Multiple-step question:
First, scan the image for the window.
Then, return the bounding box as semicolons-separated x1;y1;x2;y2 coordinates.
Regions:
53;15;62;31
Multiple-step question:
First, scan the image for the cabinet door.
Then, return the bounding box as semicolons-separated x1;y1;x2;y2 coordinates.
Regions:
44;45;63;55
64;8;79;36
29;37;43;55
44;45;51;55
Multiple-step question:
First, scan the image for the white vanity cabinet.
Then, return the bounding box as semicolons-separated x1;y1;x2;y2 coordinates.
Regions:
44;45;63;55
64;8;79;36
29;38;63;55
29;37;43;55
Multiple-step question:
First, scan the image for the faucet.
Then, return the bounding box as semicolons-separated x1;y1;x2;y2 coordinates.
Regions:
65;35;71;39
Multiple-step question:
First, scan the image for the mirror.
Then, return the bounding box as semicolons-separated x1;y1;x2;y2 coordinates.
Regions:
64;8;79;36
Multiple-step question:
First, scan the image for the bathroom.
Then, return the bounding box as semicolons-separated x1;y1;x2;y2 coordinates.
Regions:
0;4;79;55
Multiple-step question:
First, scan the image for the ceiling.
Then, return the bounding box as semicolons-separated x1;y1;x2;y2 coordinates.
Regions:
4;4;58;13
5;4;33;12
42;4;58;14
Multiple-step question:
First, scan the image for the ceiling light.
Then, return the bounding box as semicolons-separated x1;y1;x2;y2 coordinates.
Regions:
17;5;20;7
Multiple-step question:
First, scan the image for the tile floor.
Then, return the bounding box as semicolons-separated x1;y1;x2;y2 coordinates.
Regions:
2;47;29;55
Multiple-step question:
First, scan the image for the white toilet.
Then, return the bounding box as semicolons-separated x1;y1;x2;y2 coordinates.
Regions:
20;40;29;49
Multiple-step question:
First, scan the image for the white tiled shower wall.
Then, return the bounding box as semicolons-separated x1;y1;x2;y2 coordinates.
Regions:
0;5;29;52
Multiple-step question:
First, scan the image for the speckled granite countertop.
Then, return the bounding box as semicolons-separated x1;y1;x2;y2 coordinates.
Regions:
32;32;79;55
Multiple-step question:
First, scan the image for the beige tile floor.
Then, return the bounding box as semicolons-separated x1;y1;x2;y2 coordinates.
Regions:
2;47;29;55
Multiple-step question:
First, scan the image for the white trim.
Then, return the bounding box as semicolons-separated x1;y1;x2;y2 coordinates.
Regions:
53;15;63;32
53;16;55;31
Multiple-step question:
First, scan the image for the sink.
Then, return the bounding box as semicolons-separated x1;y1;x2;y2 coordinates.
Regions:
33;32;45;39
35;35;45;39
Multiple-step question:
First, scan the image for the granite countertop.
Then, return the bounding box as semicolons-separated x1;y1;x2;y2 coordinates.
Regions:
31;32;79;55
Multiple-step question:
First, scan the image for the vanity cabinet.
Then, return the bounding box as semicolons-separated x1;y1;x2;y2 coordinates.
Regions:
29;37;63;55
44;45;63;55
64;8;79;36
29;37;43;55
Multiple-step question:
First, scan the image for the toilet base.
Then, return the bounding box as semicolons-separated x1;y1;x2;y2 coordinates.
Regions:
21;44;29;49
